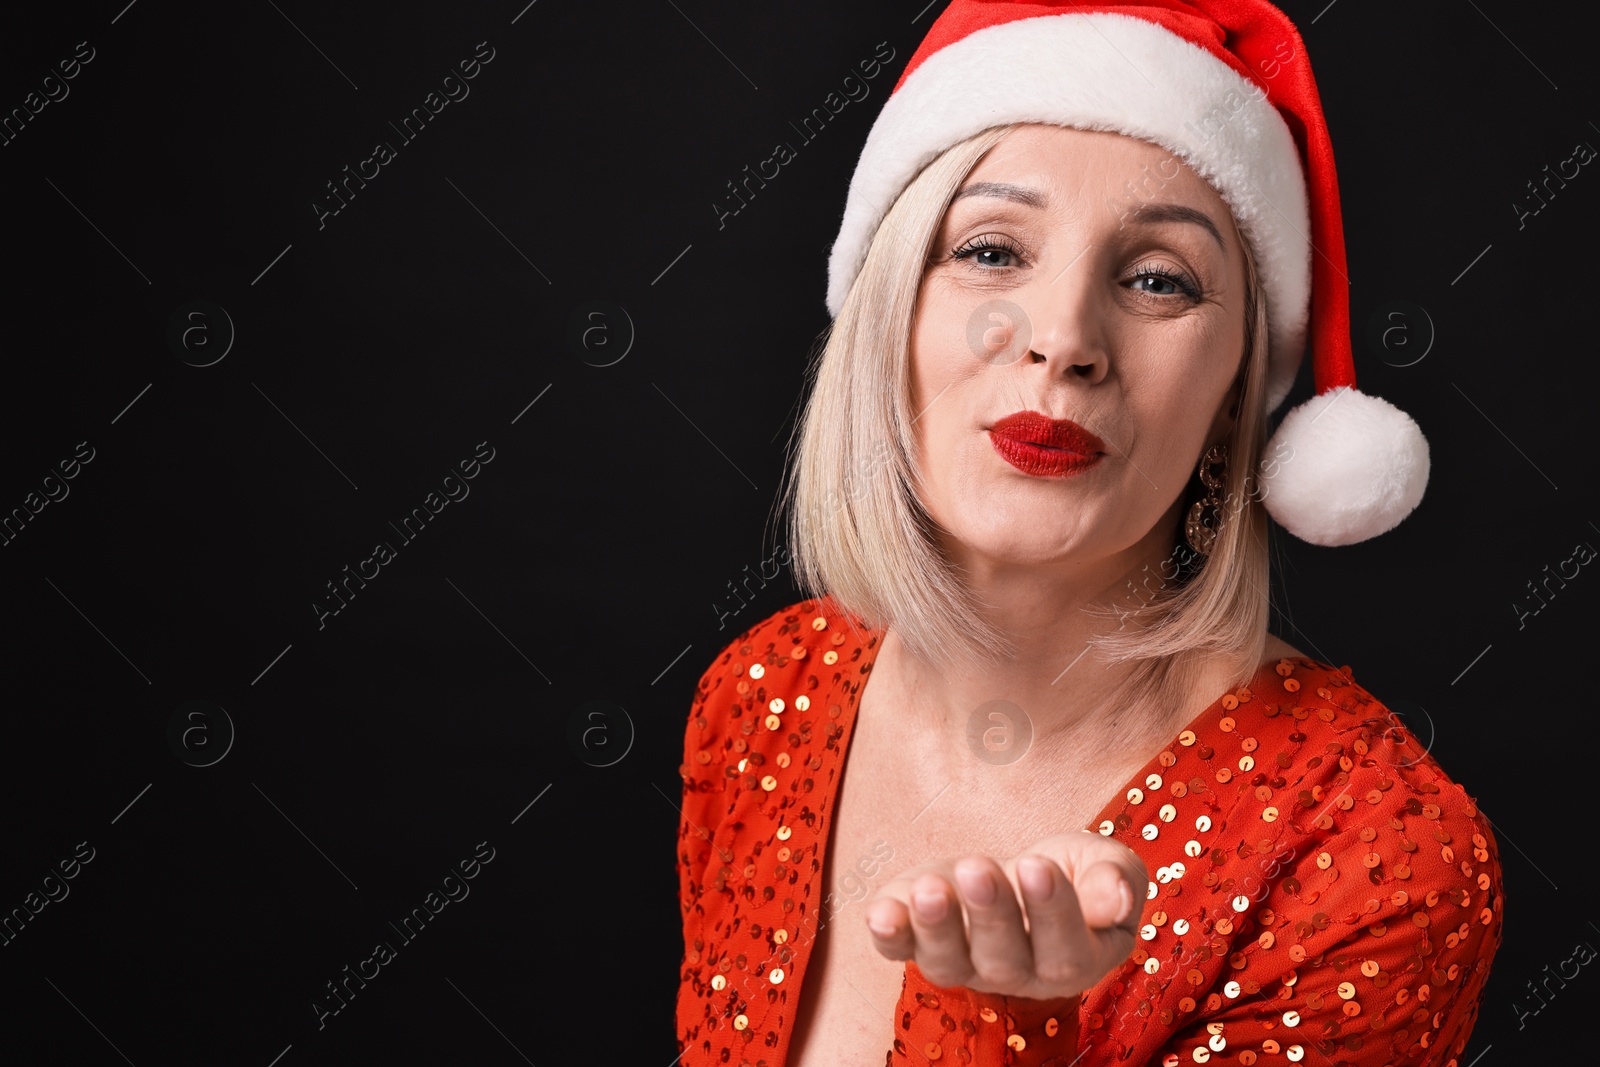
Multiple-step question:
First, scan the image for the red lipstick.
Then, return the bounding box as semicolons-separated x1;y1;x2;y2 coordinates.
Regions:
988;411;1105;477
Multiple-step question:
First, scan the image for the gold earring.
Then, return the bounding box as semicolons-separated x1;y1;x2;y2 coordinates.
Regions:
1183;444;1228;556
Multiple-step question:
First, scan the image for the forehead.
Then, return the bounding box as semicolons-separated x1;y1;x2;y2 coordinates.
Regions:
958;124;1231;216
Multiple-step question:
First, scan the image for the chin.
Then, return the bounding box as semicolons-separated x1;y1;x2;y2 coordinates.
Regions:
937;516;1079;567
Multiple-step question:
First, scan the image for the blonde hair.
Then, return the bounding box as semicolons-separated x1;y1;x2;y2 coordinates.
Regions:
775;124;1273;709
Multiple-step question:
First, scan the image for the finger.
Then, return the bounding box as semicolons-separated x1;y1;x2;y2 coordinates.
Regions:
1043;833;1146;932
1015;854;1094;989
865;894;918;961
1075;863;1139;979
1076;857;1137;930
1071;855;1144;980
1031;834;1147;977
953;856;1035;991
864;857;960;959
864;861;960;962
905;871;978;988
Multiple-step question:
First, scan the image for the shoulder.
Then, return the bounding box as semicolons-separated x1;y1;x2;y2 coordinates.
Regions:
1251;656;1486;826
680;596;879;765
1228;660;1503;1045
687;596;872;705
1261;631;1306;662
1129;657;1504;1063
1203;656;1495;853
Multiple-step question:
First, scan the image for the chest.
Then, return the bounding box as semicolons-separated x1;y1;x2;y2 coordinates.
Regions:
784;708;1146;1065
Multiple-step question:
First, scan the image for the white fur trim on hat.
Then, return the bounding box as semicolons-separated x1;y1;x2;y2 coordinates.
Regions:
1259;387;1430;546
825;12;1312;412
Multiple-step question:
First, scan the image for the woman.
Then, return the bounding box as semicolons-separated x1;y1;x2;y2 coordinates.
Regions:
676;3;1500;1064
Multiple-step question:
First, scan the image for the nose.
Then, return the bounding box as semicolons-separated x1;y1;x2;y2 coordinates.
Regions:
1020;269;1110;384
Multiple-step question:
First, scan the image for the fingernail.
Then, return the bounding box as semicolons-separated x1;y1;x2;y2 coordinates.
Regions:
913;889;948;922
1114;878;1134;924
955;865;995;906
1019;856;1054;900
867;906;897;937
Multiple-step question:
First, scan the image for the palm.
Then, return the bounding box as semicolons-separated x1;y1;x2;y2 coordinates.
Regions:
864;831;1147;1000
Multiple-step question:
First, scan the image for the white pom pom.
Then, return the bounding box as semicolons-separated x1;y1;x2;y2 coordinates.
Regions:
1259;386;1429;547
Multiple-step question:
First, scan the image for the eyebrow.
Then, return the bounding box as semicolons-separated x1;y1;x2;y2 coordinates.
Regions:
1125;203;1227;255
951;181;1046;209
951;184;1228;255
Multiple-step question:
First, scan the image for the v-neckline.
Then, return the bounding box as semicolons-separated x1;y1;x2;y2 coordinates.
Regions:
833;620;1288;842
779;612;1290;1065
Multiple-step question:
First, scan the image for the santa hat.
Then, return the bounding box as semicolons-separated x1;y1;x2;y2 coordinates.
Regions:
824;0;1428;547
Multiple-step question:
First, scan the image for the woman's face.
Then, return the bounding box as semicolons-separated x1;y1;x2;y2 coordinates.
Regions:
908;124;1249;575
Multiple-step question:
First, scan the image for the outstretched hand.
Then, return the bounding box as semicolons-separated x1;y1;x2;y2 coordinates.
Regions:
864;831;1147;1001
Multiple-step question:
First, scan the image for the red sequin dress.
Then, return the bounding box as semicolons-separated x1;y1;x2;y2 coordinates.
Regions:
676;597;1502;1066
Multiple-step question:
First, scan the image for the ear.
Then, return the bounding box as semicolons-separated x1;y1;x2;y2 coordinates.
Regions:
1208;375;1244;444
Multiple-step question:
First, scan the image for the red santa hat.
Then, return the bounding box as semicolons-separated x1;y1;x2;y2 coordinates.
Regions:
824;0;1428;548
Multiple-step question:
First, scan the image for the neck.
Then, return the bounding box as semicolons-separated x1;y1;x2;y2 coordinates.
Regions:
872;520;1243;778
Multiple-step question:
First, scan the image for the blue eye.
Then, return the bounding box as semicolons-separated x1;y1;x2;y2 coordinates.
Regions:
1127;264;1201;301
950;235;1022;269
1132;274;1181;295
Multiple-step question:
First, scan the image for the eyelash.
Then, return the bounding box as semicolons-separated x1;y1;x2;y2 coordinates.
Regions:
949;234;1020;267
948;237;1202;302
1126;261;1203;302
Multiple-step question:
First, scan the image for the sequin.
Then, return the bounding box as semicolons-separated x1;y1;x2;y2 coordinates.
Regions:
675;598;1504;1066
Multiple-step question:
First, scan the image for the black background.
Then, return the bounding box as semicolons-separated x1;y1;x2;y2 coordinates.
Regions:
0;1;1593;1063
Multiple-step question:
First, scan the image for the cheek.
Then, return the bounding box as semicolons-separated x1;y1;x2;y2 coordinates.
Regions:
909;321;984;440
911;274;999;368
909;307;966;386
1121;336;1242;475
